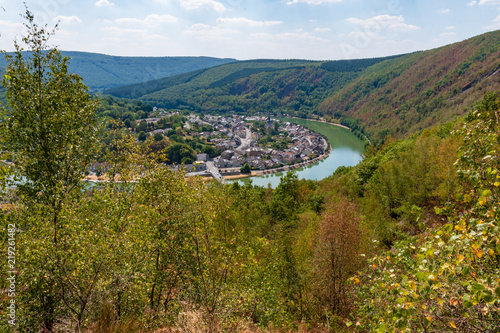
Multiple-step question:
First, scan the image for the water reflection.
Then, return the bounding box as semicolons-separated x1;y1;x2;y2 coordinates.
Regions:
231;118;365;188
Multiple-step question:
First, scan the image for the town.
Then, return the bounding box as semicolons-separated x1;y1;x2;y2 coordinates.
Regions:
143;110;330;181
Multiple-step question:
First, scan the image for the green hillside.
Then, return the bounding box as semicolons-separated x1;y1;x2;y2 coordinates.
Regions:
104;30;500;146
0;51;236;91
319;30;500;143
104;56;403;114
4;15;500;332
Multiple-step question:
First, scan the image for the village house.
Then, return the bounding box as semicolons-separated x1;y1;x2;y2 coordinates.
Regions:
196;153;209;162
145;117;161;124
246;147;264;157
221;150;235;160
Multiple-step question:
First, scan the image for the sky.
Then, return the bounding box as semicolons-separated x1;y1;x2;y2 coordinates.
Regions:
0;0;499;60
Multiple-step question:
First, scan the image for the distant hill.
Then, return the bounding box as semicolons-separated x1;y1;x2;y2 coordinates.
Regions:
104;56;402;114
319;30;500;143
0;52;237;91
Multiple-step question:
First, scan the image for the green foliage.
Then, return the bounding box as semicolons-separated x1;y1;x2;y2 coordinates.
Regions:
351;92;500;332
138;131;148;142
105;59;382;116
270;172;300;225
164;142;196;164
0;9;101;331
0;52;236;91
320;30;500;144
240;163;251;174
153;132;164;141
1;20;100;202
5;9;500;333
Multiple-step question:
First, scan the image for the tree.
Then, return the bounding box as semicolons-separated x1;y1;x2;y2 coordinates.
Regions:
153;132;164;141
353;94;500;332
138;119;148;132
312;199;366;317
0;8;100;331
138;131;148;142
1;9;99;209
164;143;195;164
240;163;251;173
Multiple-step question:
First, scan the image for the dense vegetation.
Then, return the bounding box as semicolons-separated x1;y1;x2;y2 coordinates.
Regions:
104;57;402;118
105;30;500;147
1;11;500;333
319;30;500;144
0;51;236;91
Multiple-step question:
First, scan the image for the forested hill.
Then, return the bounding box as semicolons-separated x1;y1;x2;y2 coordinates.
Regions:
319;29;500;143
104;56;403;113
0;52;237;91
105;30;500;145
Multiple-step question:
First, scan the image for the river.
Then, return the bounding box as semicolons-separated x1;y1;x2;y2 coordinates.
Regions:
232;118;365;188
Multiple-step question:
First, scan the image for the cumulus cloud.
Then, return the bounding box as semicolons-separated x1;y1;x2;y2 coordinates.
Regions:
53;15;82;24
179;0;225;12
249;31;325;43
468;0;500;5
216;17;282;27
102;26;147;35
116;14;178;25
484;14;500;29
346;15;420;32
95;0;114;7
439;32;456;38
479;0;500;4
184;23;239;41
0;20;24;39
438;9;451;14
286;0;342;4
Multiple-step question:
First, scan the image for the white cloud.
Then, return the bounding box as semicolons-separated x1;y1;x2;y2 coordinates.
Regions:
438;9;451;14
184;23;239;40
95;0;115;7
315;27;332;32
53;15;82;24
179;0;225;12
484;13;500;29
216;17;282;27
250;31;325;43
469;0;500;5
0;20;24;50
286;0;342;4
346;15;420;32
102;27;148;35
116;14;178;25
479;0;500;4
439;32;456;38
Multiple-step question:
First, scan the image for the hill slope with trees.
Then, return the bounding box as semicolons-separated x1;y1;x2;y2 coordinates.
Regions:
104;56;403;115
2;9;500;333
319;29;500;143
0;51;237;91
104;30;500;146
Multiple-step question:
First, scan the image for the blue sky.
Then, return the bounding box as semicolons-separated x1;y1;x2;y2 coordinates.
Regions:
0;0;499;60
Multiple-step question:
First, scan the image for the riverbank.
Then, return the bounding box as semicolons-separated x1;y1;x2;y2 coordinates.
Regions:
282;116;371;145
214;146;332;181
206;118;337;181
283;116;351;130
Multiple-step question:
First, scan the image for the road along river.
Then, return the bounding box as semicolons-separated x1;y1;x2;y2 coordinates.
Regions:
231;118;366;188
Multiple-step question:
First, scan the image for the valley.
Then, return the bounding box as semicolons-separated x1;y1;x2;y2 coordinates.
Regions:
1;12;500;332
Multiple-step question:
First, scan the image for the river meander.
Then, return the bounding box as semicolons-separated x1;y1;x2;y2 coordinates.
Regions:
232;118;366;188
